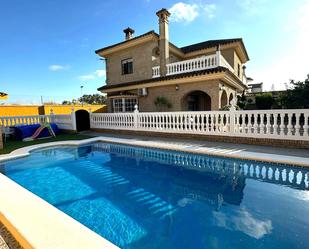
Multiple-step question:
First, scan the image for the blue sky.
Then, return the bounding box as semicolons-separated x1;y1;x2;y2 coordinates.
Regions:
1;0;308;104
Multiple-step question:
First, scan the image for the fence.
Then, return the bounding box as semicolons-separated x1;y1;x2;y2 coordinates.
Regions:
0;113;76;131
90;109;309;141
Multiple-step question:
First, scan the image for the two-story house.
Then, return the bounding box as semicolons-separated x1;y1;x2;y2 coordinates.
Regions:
96;8;249;113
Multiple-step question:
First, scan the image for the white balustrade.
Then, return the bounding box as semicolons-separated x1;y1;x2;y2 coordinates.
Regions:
90;109;309;141
90;113;135;130
152;54;234;78
0;115;52;127
152;66;160;78
167;54;217;76
0;113;76;131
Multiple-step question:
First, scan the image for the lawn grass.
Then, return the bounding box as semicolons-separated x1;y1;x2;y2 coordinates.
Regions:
0;133;92;155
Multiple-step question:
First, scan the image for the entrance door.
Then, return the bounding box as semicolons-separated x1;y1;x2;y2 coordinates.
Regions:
75;110;90;131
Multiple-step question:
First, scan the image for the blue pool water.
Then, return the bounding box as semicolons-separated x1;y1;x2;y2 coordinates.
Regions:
1;142;309;249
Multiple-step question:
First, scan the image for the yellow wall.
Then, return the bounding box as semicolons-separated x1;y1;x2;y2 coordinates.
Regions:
43;105;107;115
0;106;39;116
0;105;107;116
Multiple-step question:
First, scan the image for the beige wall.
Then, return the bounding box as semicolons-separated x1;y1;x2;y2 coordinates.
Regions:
106;41;157;85
221;49;234;68
138;80;221;112
105;42;245;85
221;48;244;81
233;51;243;79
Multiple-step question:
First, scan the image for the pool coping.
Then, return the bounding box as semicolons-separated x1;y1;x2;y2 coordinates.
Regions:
0;136;309;249
2;136;308;167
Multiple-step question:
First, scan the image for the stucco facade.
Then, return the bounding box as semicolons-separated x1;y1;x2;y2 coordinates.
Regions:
105;41;157;85
96;8;249;113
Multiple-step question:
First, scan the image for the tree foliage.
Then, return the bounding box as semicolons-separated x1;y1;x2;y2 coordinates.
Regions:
237;91;247;110
255;93;274;110
62;94;107;105
280;75;309;109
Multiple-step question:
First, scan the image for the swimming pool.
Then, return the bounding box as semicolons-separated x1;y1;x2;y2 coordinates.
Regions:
0;142;308;249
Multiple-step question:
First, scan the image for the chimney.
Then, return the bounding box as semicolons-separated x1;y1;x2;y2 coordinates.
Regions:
156;8;170;76
123;27;135;40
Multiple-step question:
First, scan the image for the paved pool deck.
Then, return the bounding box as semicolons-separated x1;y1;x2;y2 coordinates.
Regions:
83;131;309;166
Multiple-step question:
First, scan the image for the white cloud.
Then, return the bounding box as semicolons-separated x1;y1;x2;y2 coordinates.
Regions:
169;2;199;23
237;0;268;15
78;74;96;81
78;69;106;81
168;2;216;23
203;4;216;19
95;69;106;77
49;64;70;71
213;209;272;239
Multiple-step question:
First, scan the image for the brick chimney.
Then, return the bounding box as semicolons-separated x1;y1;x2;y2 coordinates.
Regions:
123;27;135;40
156;8;170;76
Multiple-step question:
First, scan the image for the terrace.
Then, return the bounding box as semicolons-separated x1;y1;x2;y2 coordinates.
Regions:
152;52;234;78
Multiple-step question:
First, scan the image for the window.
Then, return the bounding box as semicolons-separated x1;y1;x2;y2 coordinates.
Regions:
113;99;123;113
125;98;137;112
113;98;137;112
237;64;241;77
121;58;133;75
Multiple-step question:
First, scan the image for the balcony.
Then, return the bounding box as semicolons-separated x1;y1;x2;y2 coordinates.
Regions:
152;53;234;78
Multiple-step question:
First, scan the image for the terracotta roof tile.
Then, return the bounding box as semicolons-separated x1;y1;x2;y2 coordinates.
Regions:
180;38;243;53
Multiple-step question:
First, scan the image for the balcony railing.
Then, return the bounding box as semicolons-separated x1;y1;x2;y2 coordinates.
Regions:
152;53;234;78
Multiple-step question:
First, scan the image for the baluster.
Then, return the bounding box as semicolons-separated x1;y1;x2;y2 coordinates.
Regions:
273;113;278;136
287;113;293;137
193;114;196;132
243;114;247;134
205;114;209;132
209;114;213;133
253;113;258;134
234;113;239;134
184;114;188;131
265;113;271;135
304;113;309;137
154;115;157;129
294;113;301;137
220;114;224;133
247;113;252;134
280;113;285;135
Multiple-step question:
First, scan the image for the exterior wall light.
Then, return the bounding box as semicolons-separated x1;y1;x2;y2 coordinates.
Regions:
175;84;179;91
219;84;225;91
